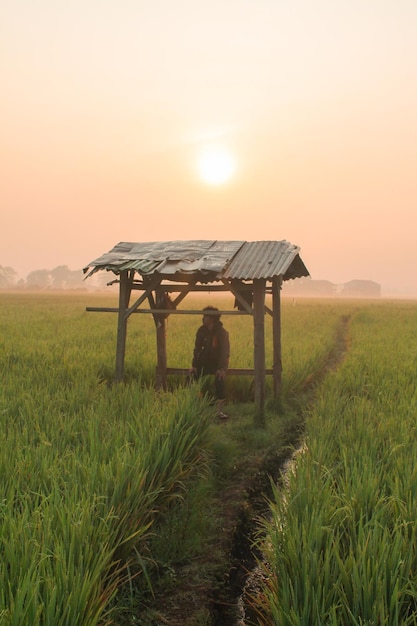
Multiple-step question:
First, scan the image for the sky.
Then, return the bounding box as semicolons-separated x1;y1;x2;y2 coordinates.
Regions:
2;0;417;296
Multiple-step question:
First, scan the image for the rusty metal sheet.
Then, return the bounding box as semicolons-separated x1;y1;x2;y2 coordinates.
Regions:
84;240;244;275
156;240;244;275
83;239;309;282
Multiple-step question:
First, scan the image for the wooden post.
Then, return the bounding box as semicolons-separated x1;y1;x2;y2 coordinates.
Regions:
272;276;282;398
155;317;167;390
115;270;131;381
152;290;169;390
253;278;266;425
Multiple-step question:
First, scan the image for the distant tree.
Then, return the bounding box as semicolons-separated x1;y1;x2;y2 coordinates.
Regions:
66;269;85;289
0;265;18;288
26;269;51;289
50;265;72;289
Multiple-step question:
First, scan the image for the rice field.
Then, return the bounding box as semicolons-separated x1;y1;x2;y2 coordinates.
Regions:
254;300;417;625
0;293;212;625
1;292;416;624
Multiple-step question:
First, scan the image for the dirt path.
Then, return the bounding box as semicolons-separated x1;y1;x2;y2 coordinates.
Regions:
139;446;298;626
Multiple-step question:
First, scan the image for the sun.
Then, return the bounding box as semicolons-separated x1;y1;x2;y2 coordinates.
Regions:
197;147;236;185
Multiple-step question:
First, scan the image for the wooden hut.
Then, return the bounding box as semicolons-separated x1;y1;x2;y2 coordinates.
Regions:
83;240;309;421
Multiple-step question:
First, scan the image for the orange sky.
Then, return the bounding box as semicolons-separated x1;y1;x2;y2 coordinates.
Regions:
2;0;417;295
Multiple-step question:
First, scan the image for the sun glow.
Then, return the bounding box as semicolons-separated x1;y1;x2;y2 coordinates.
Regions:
197;147;236;185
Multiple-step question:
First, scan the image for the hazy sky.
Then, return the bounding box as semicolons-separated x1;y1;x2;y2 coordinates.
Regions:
2;0;416;295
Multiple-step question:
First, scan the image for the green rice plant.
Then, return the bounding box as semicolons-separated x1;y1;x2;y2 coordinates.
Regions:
0;293;213;625
148;475;217;566
0;390;210;625
254;300;417;625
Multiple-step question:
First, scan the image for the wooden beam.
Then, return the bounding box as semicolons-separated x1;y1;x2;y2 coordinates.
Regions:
166;367;274;376
125;275;162;318
133;282;274;293
253;278;266;425
133;283;231;292
155;320;167;390
151;291;169;390
272;276;282;398
115;270;133;381
86;308;252;315
221;278;253;314
104;280;274;294
171;290;190;308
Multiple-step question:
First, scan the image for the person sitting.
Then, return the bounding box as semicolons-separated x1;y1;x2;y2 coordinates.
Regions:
190;306;230;419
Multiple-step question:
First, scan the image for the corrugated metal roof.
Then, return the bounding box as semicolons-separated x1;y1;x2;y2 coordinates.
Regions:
223;240;305;280
83;240;309;282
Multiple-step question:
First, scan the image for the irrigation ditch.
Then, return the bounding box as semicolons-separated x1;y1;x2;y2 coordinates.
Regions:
212;444;304;625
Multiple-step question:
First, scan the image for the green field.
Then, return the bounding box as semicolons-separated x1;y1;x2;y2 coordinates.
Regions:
1;293;417;625
254;300;417;625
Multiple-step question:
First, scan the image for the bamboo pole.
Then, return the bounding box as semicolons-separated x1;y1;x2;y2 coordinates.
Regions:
272;276;282;398
153;291;168;390
115;271;132;381
253;278;266;425
155;319;167;390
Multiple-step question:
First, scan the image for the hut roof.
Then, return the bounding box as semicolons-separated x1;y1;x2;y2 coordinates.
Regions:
83;239;309;283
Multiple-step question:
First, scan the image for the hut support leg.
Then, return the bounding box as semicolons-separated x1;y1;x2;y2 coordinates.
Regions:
253;278;266;426
115;270;132;381
272;276;282;398
155;318;167;390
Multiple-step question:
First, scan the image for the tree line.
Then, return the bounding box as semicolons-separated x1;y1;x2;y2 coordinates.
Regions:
0;264;110;290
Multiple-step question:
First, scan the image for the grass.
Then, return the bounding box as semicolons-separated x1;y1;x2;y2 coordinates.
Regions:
0;292;219;624
254;299;417;625
0;291;387;625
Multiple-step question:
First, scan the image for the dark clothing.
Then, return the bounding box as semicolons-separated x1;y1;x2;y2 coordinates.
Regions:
192;320;230;399
192;320;230;373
